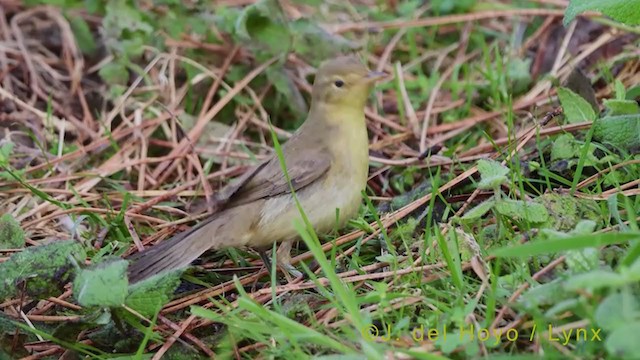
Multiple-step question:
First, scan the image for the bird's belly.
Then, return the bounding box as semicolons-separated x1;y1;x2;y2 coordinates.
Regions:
253;175;363;247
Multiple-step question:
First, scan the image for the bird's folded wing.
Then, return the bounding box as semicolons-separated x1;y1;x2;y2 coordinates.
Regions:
219;150;332;208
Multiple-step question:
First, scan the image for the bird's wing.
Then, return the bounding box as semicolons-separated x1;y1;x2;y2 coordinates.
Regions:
217;147;332;208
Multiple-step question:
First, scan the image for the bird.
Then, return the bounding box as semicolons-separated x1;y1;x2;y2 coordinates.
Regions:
127;55;386;283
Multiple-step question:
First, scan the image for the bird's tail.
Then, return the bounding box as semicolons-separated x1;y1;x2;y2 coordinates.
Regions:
126;218;217;283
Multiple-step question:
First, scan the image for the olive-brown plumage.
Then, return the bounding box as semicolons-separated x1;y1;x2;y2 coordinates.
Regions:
127;56;385;282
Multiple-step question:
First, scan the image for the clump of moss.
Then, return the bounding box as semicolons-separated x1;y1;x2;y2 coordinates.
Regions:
0;214;24;250
0;240;86;300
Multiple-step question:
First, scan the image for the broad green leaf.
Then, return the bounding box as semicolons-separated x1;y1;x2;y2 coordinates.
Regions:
119;38;146;58
603;99;640;116
550;133;580;161
289;19;358;64
235;0;291;55
507;58;532;95
623;256;640;277
593;114;640;149
98;62;129;85
0;240;85;300
564;270;629;291
265;66;307;116
534;193;601;232
375;253;396;263
563;222;600;273
431;0;476;14
233;0;356;62
565;248;599;273
477;159;509;190
627;85;640;100
563;68;598;111
564;0;640;26
0;214;24;249
545;298;582;318
103;0;153;36
595;292;639;331
491;232;640;258
461;200;495;222
614;80;626;100
74;258;128;308
521;279;564;307
0;141;13;165
125;270;181;317
573;220;597;234
557;87;597;124
495;199;549;224
68;16;96;54
606;322;640;358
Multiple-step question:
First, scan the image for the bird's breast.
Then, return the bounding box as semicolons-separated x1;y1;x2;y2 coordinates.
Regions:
252;109;370;246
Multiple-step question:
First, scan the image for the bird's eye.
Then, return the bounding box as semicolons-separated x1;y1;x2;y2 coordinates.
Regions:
334;80;344;88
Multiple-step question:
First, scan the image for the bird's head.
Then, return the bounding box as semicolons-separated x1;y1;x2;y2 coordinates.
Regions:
311;56;386;110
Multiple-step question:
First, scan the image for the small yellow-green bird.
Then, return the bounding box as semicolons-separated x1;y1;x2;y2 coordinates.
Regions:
127;56;386;282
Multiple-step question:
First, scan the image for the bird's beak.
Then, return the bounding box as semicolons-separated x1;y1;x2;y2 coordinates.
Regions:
365;71;388;83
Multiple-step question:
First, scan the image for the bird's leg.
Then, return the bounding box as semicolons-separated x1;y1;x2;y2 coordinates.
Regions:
257;246;297;285
276;240;303;279
255;242;301;283
256;247;274;276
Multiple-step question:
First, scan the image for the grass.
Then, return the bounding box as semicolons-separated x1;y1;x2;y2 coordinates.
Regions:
0;0;640;359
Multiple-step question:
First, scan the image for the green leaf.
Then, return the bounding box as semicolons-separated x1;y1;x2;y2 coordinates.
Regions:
476;159;509;190
84;0;103;14
606;322;640;358
98;62;129;85
235;0;291;56
103;0;153;36
614;79;626;100
0;214;24;249
431;0;476;14
119;38;146;58
593;114;640;149
564;0;640;26
289;19;358;64
595;292;639;332
461;199;495;222
0;141;14;165
0;240;86;300
627;85;640;100
603;99;640;116
232;0;357;63
74;258;128;308
507;58;532;95
564;270;629;291
551;133;580;161
265;66;307;116
375;253;396;263
495;199;549;224
563;68;598;111
491;232;640;258
557;87;597;124
125;270;181;317
565;248;599;273
521;279;565;307
101;0;152;59
573;220;597;234
68;16;96;54
534;193;601;232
